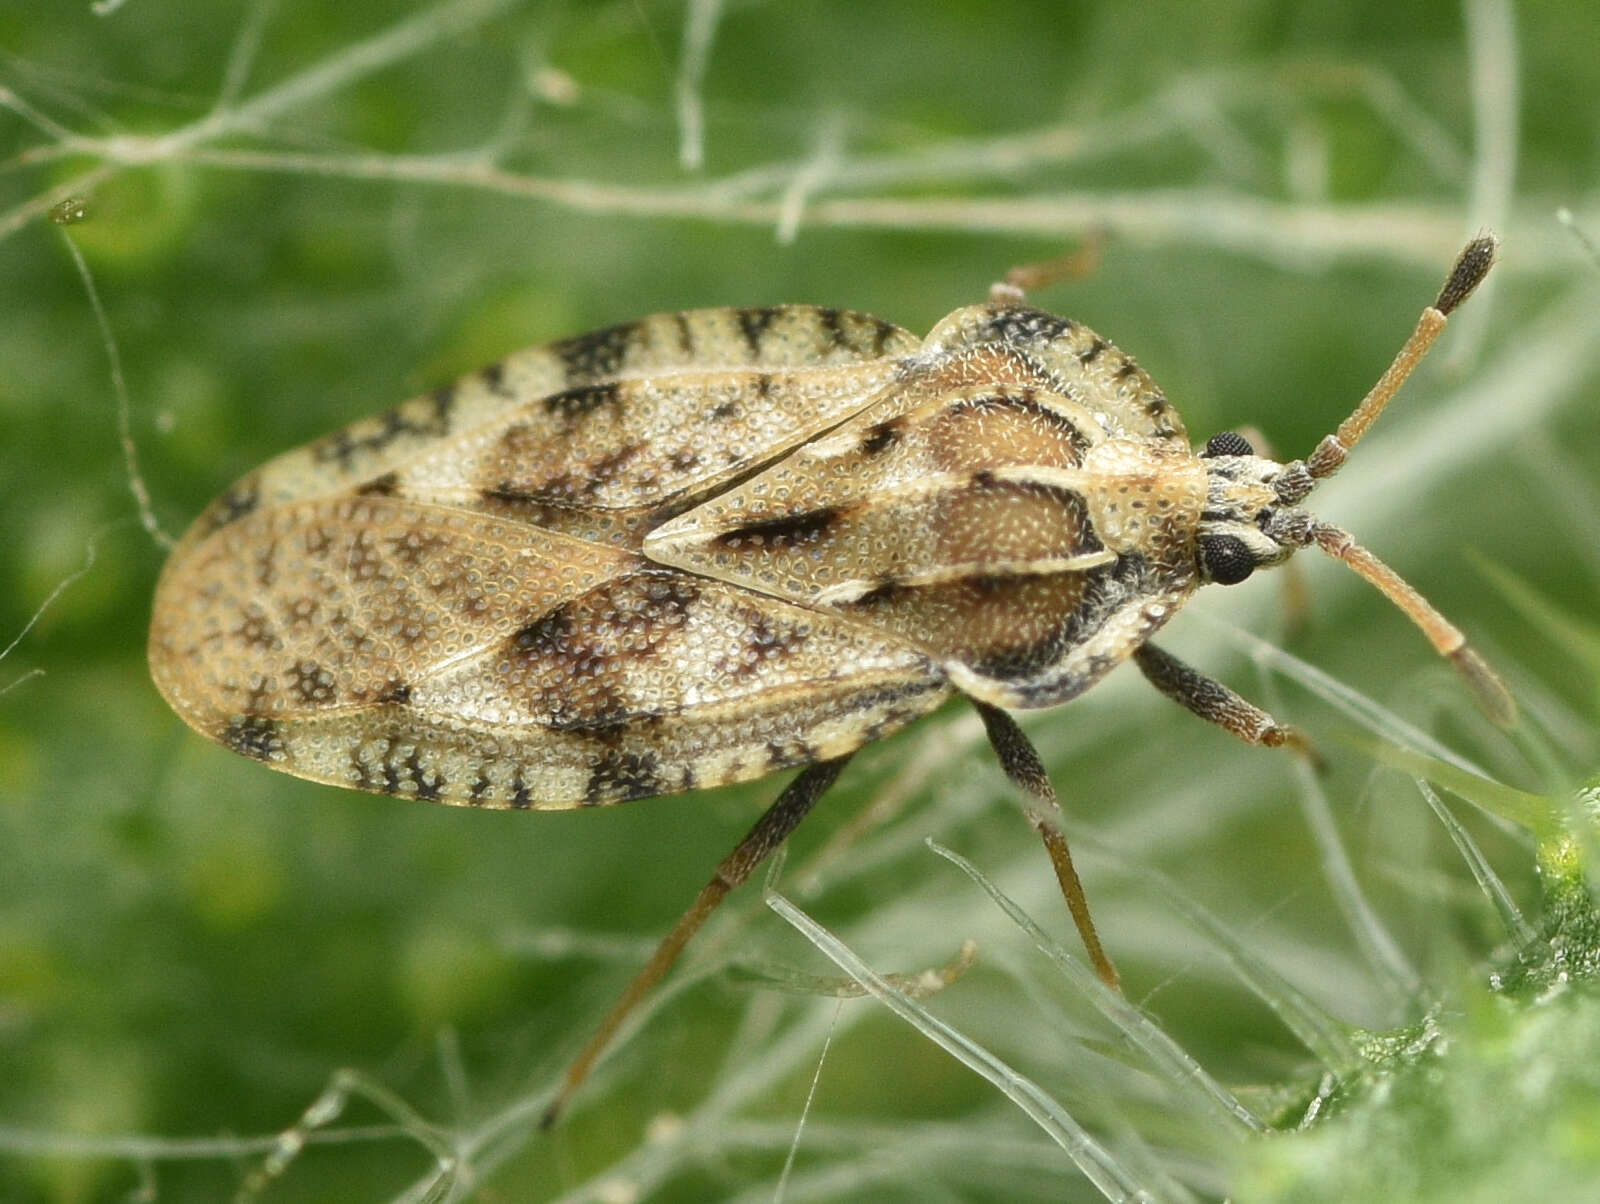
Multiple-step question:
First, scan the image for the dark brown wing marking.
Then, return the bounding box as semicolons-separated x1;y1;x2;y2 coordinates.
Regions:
150;494;949;808
186;307;921;544
648;342;1205;707
648;352;1107;599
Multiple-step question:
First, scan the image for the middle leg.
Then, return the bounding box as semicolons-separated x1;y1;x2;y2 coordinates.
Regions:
973;700;1121;991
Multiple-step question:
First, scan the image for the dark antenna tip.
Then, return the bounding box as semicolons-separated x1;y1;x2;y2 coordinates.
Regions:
1434;234;1498;315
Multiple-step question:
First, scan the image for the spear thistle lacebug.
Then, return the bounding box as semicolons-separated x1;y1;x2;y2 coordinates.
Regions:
148;235;1511;1123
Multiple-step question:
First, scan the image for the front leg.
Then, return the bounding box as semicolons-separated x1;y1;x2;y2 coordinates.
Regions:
1133;641;1311;756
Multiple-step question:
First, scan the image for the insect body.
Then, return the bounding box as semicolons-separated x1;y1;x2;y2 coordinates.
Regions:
149;238;1508;1124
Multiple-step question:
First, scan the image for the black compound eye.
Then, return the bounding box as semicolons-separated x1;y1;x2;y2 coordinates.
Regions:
1200;534;1255;585
1203;431;1255;458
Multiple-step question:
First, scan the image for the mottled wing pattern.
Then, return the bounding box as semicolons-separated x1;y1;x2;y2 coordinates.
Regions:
150;305;956;808
186;306;920;551
149;494;948;808
648;320;1206;709
152;298;1195;803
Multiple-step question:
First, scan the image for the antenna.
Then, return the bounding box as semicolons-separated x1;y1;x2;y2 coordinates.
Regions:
1305;235;1497;480
1296;235;1515;726
1311;524;1516;726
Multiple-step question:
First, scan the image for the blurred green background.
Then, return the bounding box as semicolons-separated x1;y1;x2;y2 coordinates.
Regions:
2;1;1597;1200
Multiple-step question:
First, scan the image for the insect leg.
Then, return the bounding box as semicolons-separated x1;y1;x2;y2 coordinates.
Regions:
972;701;1121;991
540;756;852;1129
1133;642;1314;757
988;230;1105;304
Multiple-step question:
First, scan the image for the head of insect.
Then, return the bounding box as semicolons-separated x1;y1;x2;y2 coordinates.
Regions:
1190;429;1311;585
1187;234;1512;724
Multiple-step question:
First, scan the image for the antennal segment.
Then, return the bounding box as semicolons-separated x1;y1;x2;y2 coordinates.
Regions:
1305;235;1498;481
1311;524;1516;726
